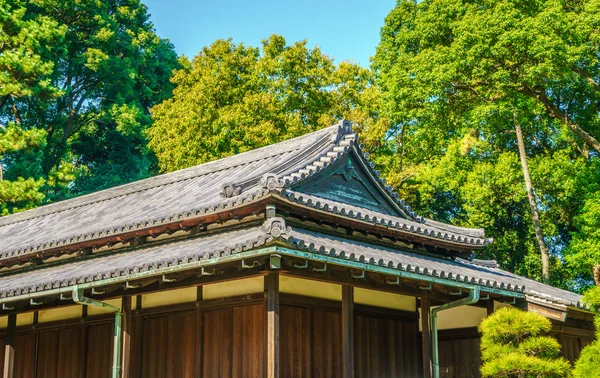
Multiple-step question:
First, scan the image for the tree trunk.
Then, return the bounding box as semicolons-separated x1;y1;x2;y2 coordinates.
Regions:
594;264;600;287
515;123;551;284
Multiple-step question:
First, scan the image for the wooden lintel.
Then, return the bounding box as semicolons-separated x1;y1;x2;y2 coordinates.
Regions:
266;272;280;378
342;285;354;378
121;296;132;378
420;296;432;378
3;313;16;378
527;302;567;322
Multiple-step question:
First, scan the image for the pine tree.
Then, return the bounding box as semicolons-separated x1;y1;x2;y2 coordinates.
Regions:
479;307;571;378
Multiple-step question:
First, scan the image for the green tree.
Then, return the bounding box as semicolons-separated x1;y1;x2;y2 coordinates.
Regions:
0;0;179;214
479;307;571;378
371;0;600;286
0;0;65;214
149;35;374;172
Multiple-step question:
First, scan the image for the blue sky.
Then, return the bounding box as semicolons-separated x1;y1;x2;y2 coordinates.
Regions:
142;0;396;67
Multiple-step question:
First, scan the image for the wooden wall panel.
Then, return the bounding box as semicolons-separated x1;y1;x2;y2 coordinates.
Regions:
166;312;196;378
141;316;167;378
56;327;82;378
280;306;311;378
401;322;420;376
36;330;59;378
36;328;83;378
202;304;265;378
438;336;481;378
14;334;35;378
354;315;419;378
453;338;481;378
232;305;264;378
312;309;342;378
438;339;455;378
140;311;197;378
86;324;112;378
203;308;233;378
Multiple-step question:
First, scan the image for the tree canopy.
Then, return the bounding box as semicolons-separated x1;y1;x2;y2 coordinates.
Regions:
0;0;179;214
148;35;374;171
371;0;600;288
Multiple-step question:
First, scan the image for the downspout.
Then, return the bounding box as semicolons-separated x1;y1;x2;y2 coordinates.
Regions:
431;286;480;378
72;286;122;378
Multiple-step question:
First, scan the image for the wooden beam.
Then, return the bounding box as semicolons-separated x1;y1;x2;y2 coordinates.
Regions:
421;297;432;378
3;313;16;378
342;285;354;378
121;296;132;378
486;300;494;316
266;272;280;378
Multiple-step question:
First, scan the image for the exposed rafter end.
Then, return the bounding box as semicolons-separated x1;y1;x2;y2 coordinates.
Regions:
92;287;106;295
1;303;15;311
386;276;401;285
350;269;365;279
161;274;176;283
30;298;44;306
125;281;141;290
312;262;327;272
199;267;215;276
241;258;261;269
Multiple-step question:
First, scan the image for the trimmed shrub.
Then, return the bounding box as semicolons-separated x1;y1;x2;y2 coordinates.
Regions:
479;307;571;378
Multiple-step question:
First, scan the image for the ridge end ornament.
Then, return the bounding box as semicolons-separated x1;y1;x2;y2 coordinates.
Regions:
261;217;291;238
260;173;284;191
220;182;242;198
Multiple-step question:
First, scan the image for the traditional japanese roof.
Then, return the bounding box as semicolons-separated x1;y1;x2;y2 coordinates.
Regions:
0;218;581;309
0;120;584;311
0;121;488;265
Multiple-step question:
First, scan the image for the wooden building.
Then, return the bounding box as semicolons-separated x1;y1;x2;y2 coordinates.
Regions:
0;120;594;378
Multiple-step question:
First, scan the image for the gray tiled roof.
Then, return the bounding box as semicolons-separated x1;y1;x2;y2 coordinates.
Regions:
282;227;582;308
0;219;582;308
0;121;489;263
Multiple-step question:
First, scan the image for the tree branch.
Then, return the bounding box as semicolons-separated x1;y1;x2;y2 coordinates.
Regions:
522;87;600;153
571;66;600;94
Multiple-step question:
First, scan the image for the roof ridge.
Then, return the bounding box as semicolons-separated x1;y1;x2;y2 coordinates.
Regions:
0;125;338;228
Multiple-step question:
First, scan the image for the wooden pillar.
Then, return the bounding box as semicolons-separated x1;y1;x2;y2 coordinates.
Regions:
421;297;432;378
121;296;132;378
342;285;354;378
3;313;16;378
486;300;495;315
266;272;280;378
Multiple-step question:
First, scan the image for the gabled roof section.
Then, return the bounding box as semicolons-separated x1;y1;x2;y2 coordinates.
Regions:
0;120;489;265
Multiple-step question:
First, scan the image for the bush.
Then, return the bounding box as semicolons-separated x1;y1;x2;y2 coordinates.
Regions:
573;286;600;378
479;307;571;378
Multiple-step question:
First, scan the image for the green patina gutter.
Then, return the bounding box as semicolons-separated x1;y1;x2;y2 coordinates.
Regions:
72;287;122;378
431;286;481;378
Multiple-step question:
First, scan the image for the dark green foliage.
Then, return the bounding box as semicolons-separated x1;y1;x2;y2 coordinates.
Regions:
0;0;179;214
479;307;571;377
